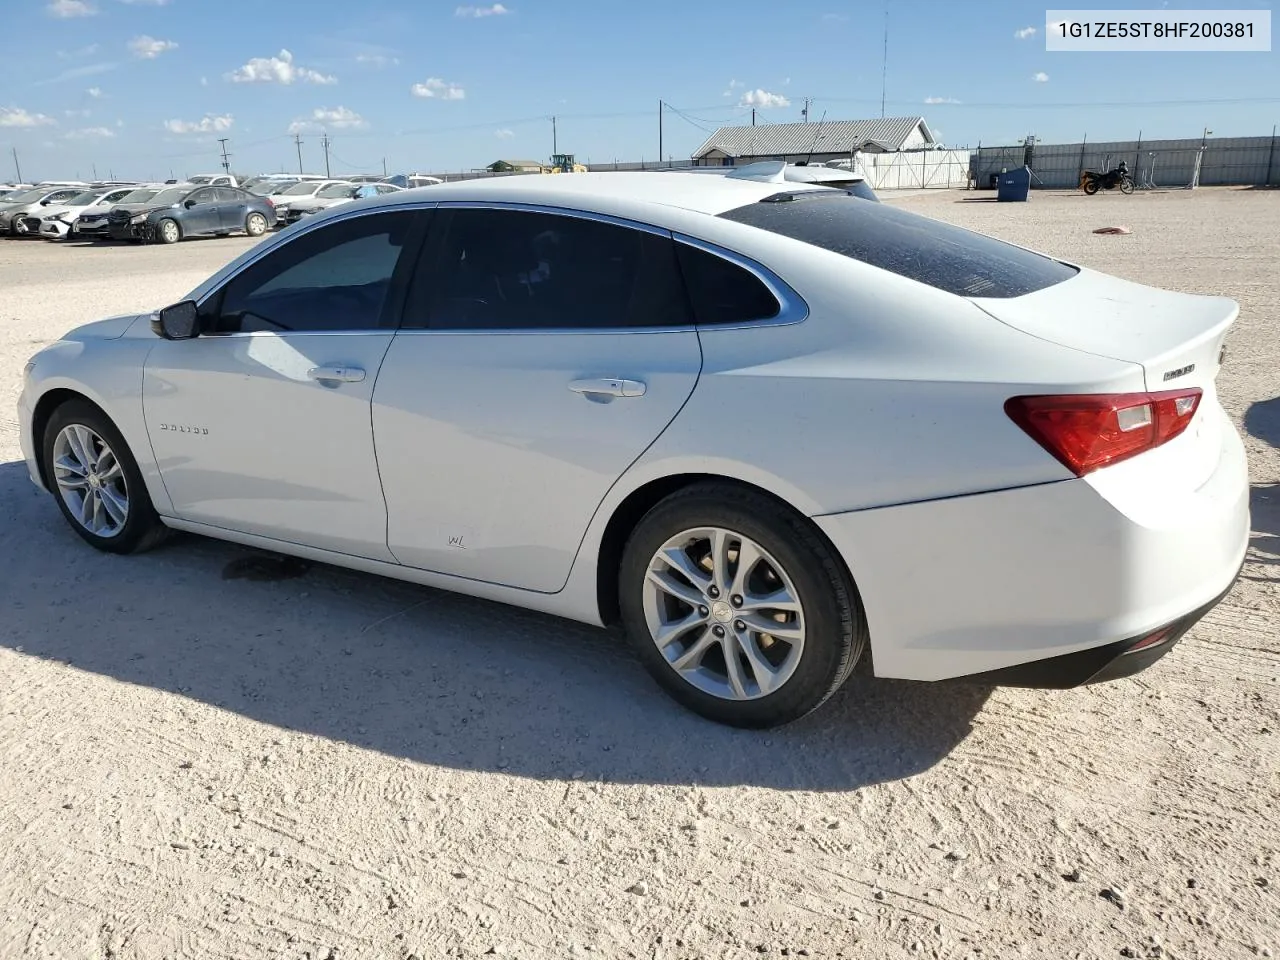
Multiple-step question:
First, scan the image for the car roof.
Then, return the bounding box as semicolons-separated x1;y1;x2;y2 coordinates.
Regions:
369;171;833;218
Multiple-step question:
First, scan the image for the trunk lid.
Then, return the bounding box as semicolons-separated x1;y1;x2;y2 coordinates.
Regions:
974;267;1238;492
971;267;1234;393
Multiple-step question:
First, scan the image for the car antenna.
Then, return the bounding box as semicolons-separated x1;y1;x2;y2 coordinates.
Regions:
803;111;828;166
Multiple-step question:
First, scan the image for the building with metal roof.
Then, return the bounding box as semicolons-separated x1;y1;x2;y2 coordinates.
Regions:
692;117;935;166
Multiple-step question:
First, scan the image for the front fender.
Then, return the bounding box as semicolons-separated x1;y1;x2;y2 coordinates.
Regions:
23;338;172;515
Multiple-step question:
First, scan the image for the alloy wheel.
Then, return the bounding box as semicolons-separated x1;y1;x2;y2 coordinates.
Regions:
642;526;806;701
51;423;130;538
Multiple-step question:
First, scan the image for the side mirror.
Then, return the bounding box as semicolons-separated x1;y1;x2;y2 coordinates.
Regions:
151;300;200;340
184;199;198;208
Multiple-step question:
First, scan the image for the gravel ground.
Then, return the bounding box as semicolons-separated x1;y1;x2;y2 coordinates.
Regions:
1;189;1277;960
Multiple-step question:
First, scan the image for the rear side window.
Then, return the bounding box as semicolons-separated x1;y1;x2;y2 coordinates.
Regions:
720;193;1078;299
675;243;780;326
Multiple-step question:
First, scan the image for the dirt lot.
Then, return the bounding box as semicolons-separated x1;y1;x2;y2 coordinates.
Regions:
1;189;1277;960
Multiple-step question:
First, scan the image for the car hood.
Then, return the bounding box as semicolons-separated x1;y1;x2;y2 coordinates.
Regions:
62;314;145;342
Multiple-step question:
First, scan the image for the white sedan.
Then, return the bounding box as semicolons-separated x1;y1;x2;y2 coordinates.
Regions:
17;170;1250;728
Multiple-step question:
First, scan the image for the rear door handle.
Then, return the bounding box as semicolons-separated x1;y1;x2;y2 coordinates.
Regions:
568;378;646;398
307;365;366;383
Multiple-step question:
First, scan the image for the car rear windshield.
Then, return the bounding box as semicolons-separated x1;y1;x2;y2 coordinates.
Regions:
719;192;1078;299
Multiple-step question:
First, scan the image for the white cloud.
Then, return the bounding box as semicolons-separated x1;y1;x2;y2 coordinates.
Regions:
722;78;742;97
64;126;115;139
821;12;849;22
200;76;208;86
87;86;104;98
411;78;465;100
0;106;58;128
164;113;233;134
494;128;514;139
1032;71;1049;82
739;88;790;109
356;53;400;68
129;35;178;59
65;108;91;118
288;106;368;133
48;0;96;17
1015;26;1037;39
924;96;961;104
455;3;509;16
226;50;336;85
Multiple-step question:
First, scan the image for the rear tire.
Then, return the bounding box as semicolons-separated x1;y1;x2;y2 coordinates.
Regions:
245;212;268;237
41;400;169;555
1083;180;1100;195
618;483;866;728
156;218;181;245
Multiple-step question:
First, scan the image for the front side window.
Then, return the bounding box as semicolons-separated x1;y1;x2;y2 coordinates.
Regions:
44;189;80;204
186;189;216;206
281;181;321;196
215;187;243;203
720;192;1078;299
407;208;691;330
212;211;418;333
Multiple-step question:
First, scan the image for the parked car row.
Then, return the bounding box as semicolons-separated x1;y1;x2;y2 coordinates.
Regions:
0;173;429;245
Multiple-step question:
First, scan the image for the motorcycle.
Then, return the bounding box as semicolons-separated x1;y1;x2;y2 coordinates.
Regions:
1080;161;1135;195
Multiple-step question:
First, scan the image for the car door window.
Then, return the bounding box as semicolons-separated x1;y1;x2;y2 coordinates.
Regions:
104;188;132;204
187;188;215;206
215;187;241;203
211;211;419;333
406;208;692;330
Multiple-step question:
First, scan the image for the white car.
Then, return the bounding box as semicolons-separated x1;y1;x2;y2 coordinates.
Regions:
281;181;403;224
0;185;85;235
38;185;139;239
269;179;351;223
185;174;238;188
17;171;1250;728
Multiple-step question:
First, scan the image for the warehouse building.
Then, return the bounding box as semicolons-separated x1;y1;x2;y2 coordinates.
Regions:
692;116;936;166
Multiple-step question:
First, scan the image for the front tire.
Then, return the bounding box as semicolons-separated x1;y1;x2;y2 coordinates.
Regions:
156;218;181;245
245;212;268;237
1119;176;1135;195
618;483;866;728
41;400;169;554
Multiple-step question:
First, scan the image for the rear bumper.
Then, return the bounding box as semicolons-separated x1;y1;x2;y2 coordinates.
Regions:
951;570;1239;687
814;404;1250;683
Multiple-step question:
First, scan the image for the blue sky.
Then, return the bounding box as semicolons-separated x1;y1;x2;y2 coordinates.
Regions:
2;0;1276;181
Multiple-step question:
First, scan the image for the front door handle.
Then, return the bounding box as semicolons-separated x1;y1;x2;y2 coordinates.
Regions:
307;365;366;384
568;378;646;398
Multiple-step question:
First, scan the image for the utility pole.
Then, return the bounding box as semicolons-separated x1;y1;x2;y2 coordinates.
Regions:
294;133;304;175
217;138;232;175
802;98;812;123
881;1;890;118
321;132;331;178
382;157;387;178
12;146;23;184
551;115;558;156
658;100;663;168
752;108;756;127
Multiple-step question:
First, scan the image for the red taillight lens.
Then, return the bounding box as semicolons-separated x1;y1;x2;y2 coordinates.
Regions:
264;198;275;208
1005;389;1202;477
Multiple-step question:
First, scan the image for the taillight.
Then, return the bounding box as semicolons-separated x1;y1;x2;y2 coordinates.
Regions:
1004;389;1202;477
264;198;275;208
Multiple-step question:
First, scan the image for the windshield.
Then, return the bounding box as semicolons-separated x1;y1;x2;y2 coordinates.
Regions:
720;192;1079;299
281;181;322;196
67;190;105;206
117;188;160;204
147;187;194;206
317;183;356;199
249;180;297;195
187;176;216;185
4;189;48;204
